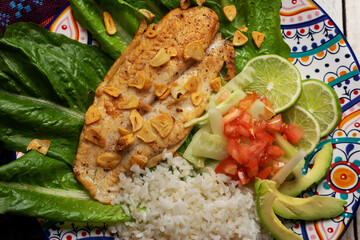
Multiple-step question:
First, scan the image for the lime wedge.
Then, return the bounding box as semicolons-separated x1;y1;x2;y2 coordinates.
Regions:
282;106;321;155
242;55;302;113
296;79;342;137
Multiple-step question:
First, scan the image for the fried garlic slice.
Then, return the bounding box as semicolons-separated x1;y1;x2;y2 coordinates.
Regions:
85;105;101;125
151;113;174;138
96;152;121;170
26;139;51;155
137;121;157;143
129;109;143;132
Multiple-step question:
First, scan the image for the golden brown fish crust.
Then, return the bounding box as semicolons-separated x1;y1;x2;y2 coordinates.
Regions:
73;7;235;204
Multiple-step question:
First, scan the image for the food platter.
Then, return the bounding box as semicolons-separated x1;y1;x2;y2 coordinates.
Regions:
4;0;360;239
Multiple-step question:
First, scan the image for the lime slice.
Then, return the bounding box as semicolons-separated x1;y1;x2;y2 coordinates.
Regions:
282;106;321;155
242;55;302;113
296;79;342;137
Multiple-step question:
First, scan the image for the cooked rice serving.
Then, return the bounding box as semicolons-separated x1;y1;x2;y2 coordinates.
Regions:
109;152;271;240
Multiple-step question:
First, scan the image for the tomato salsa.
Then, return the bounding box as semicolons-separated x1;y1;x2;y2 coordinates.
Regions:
215;92;305;185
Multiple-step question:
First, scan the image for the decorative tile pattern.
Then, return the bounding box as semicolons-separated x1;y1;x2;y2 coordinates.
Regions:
281;0;360;239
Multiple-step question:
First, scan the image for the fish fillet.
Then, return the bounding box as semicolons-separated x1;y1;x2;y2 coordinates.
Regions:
73;7;235;204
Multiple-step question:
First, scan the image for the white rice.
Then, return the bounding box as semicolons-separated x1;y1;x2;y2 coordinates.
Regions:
110;152;272;240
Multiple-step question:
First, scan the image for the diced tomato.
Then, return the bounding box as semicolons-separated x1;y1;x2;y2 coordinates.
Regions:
260;96;274;109
257;166;272;180
237;118;253;129
266;114;284;133
250;91;261;100
236;144;253;165
245;158;259;178
239;112;252;124
223;107;242;123
237;168;250;185
238;98;253;112
254;128;275;144
214;156;239;176
248;140;268;159
259;120;267;129
267;145;285;159
269;160;286;178
283;122;305;144
216;91;306;185
224;123;250;138
223;124;238;138
272;160;286;171
257;154;269;167
227;138;242;162
227;139;251;165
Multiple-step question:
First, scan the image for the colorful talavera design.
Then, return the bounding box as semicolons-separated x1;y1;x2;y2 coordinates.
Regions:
46;2;93;45
45;222;115;240
280;1;360;239
37;0;360;239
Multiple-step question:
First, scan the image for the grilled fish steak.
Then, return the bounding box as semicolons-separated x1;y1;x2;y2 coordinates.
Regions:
73;7;235;204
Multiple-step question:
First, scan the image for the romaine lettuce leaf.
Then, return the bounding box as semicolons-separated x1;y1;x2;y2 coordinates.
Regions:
0;23;113;165
69;0;144;60
123;0;169;21
159;0;181;10
204;0;290;72
0;151;131;222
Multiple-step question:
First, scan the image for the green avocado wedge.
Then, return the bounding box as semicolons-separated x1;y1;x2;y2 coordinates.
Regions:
255;180;302;240
263;180;346;220
279;142;333;197
255;179;346;239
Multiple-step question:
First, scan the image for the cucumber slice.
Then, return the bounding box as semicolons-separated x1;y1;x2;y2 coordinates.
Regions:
183;127;208;168
183;125;229;167
209;108;224;136
192;132;228;160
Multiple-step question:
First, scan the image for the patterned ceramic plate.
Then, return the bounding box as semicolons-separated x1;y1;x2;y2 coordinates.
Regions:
16;0;360;239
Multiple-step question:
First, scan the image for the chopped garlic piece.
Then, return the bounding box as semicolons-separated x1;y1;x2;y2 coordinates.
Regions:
26;139;51;155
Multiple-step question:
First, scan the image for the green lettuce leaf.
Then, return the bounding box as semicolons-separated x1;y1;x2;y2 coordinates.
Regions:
204;0;290;72
158;0;181;10
0;23;113;165
69;0;144;60
0;151;131;222
123;0;169;21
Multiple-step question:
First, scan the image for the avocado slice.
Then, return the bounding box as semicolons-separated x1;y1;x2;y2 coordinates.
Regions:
255;180;302;240
279;142;333;197
263;179;346;220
